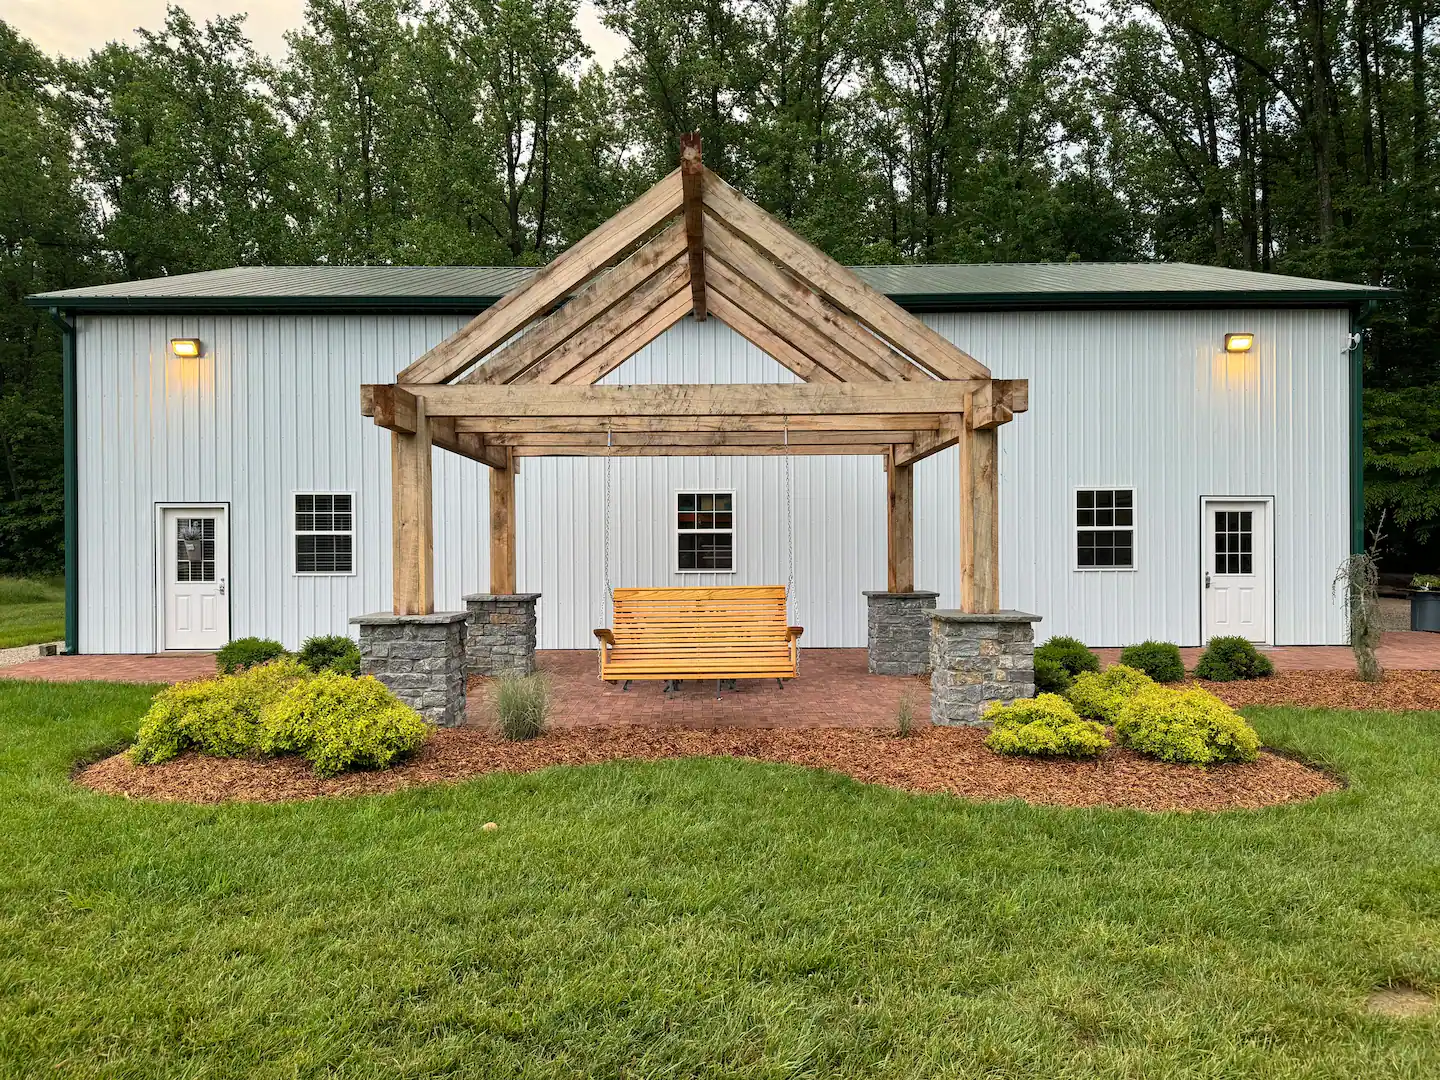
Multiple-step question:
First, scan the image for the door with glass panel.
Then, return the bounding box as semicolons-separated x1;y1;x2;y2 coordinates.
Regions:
159;506;230;650
1201;499;1272;645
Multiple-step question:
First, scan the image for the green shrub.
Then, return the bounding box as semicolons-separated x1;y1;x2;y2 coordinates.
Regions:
1118;641;1186;683
1412;573;1440;590
259;672;429;777
1034;636;1100;678
297;634;361;675
1065;664;1156;724
131;659;310;764
1034;657;1074;694
984;693;1110;759
1114;686;1261;764
216;636;289;675
494;673;550;741
1193;636;1275;681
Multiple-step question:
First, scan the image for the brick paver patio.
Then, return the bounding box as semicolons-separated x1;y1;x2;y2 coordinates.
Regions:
0;653;217;683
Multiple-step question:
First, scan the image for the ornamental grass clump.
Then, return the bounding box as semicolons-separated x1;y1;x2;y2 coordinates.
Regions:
259;672;429;777
984;694;1111;759
1066;664;1156;724
1114;686;1261;765
131;659;310;764
1118;641;1186;683
494;673;550;741
1194;636;1275;681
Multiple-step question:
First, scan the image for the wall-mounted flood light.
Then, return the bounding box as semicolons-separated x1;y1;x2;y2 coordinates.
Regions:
170;338;202;358
1224;332;1254;353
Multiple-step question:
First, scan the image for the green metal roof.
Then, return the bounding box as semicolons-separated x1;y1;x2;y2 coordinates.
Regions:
27;261;1392;313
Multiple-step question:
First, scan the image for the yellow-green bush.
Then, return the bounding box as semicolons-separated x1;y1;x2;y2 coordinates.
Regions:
259;672;429;777
131;659;310;764
984;693;1111;759
1114;686;1261;765
1066;664;1156;724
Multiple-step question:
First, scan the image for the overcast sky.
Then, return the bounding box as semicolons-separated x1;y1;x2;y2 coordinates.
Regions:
7;0;628;67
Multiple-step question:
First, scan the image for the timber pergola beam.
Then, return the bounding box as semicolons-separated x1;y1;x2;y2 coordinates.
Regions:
680;133;707;321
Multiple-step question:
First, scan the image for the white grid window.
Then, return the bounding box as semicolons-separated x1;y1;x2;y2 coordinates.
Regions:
676;491;734;572
1076;488;1134;569
295;493;354;574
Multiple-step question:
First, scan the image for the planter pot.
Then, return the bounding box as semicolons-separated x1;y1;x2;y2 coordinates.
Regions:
1411;590;1440;632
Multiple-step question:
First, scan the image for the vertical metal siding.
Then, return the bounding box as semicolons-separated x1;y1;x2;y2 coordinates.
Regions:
75;305;1349;653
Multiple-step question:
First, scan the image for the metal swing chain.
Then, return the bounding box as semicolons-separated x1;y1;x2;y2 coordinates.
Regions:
602;427;614;623
783;417;797;645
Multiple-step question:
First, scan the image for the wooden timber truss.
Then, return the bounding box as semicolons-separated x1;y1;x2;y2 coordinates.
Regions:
362;135;1028;617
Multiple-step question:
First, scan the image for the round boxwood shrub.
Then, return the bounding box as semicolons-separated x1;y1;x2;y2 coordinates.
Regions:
259;672;429;777
216;636;289;675
984;693;1111;759
297;634;361;676
1035;635;1100;678
1193;636;1275;681
1066;664;1156;724
1114;686;1261;764
1118;640;1186;683
132;659;310;764
1034;656;1074;694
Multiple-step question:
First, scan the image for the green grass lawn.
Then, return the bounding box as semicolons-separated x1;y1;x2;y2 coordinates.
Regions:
1;681;1437;1078
0;576;64;649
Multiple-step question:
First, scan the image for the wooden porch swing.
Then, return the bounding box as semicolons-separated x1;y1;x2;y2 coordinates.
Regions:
361;135;1027;686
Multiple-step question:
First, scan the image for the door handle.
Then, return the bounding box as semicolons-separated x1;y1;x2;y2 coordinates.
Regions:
1204;572;1211;589
219;578;226;596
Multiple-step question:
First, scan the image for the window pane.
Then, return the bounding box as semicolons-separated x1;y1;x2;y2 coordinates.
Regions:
1115;490;1133;509
1095;490;1113;509
714;512;732;530
1077;509;1095;527
678;494;694;512
296;494;313;513
1115;508;1133;527
1095;508;1114;527
1079;528;1133;569
1077;490;1094;509
716;494;732;512
698;494;714;512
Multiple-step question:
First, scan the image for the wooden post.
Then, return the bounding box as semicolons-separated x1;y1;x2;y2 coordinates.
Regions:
959;406;999;613
680;132;706;320
391;395;434;615
886;448;914;593
489;446;517;593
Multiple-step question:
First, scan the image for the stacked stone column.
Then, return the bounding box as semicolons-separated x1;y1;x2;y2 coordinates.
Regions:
929;610;1041;726
862;591;939;675
350;612;469;728
463;593;540;677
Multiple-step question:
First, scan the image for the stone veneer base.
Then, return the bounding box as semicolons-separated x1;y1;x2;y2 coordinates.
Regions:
929;610;1042;726
462;593;541;677
862;591;940;675
351;611;469;728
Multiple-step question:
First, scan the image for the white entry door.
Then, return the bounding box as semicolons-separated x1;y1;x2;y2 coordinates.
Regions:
1202;499;1273;644
159;506;230;651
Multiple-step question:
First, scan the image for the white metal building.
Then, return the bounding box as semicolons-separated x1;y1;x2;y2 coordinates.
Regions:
29;263;1386;654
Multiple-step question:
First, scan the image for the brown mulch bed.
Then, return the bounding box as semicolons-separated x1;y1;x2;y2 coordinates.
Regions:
1197;669;1440;711
77;726;1338;812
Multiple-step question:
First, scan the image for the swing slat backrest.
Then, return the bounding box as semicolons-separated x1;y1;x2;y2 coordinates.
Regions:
594;586;803;681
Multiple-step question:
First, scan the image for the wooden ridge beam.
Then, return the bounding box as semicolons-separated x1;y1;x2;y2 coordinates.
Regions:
703;215;920;382
680;132;706;321
461;219;687;386
383;381;980;418
701;168;990;381
399;168;684;384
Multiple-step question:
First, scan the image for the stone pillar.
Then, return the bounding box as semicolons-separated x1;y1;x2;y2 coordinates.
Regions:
863;590;939;675
929;610;1042;726
351;611;469;728
463;593;540;677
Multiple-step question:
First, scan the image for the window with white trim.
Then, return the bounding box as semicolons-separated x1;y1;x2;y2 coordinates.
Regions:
295;492;354;574
1076;488;1134;569
676;491;734;572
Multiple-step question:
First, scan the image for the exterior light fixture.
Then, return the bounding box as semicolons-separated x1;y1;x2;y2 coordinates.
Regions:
1224;332;1254;353
170;338;202;358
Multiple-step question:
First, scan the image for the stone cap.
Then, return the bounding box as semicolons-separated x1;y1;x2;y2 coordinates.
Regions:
462;592;542;603
350;611;471;626
863;590;940;599
931;609;1042;624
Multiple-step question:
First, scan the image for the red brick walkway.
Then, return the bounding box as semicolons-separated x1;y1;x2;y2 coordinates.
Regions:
0;653;217;683
470;649;925;729
1094;632;1440;671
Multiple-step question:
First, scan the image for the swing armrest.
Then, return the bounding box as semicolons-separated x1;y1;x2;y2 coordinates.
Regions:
786;626;805;641
593;629;615;646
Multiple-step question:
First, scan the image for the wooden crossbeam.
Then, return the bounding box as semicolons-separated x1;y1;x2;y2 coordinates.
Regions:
701;168;990;381
488;431;921;447
462;219;687;386
893;416;962;467
381;381;980;418
451;414;947;434
703;216;920;382
399;168;684;384
510;443;902;458
680;133;706;321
